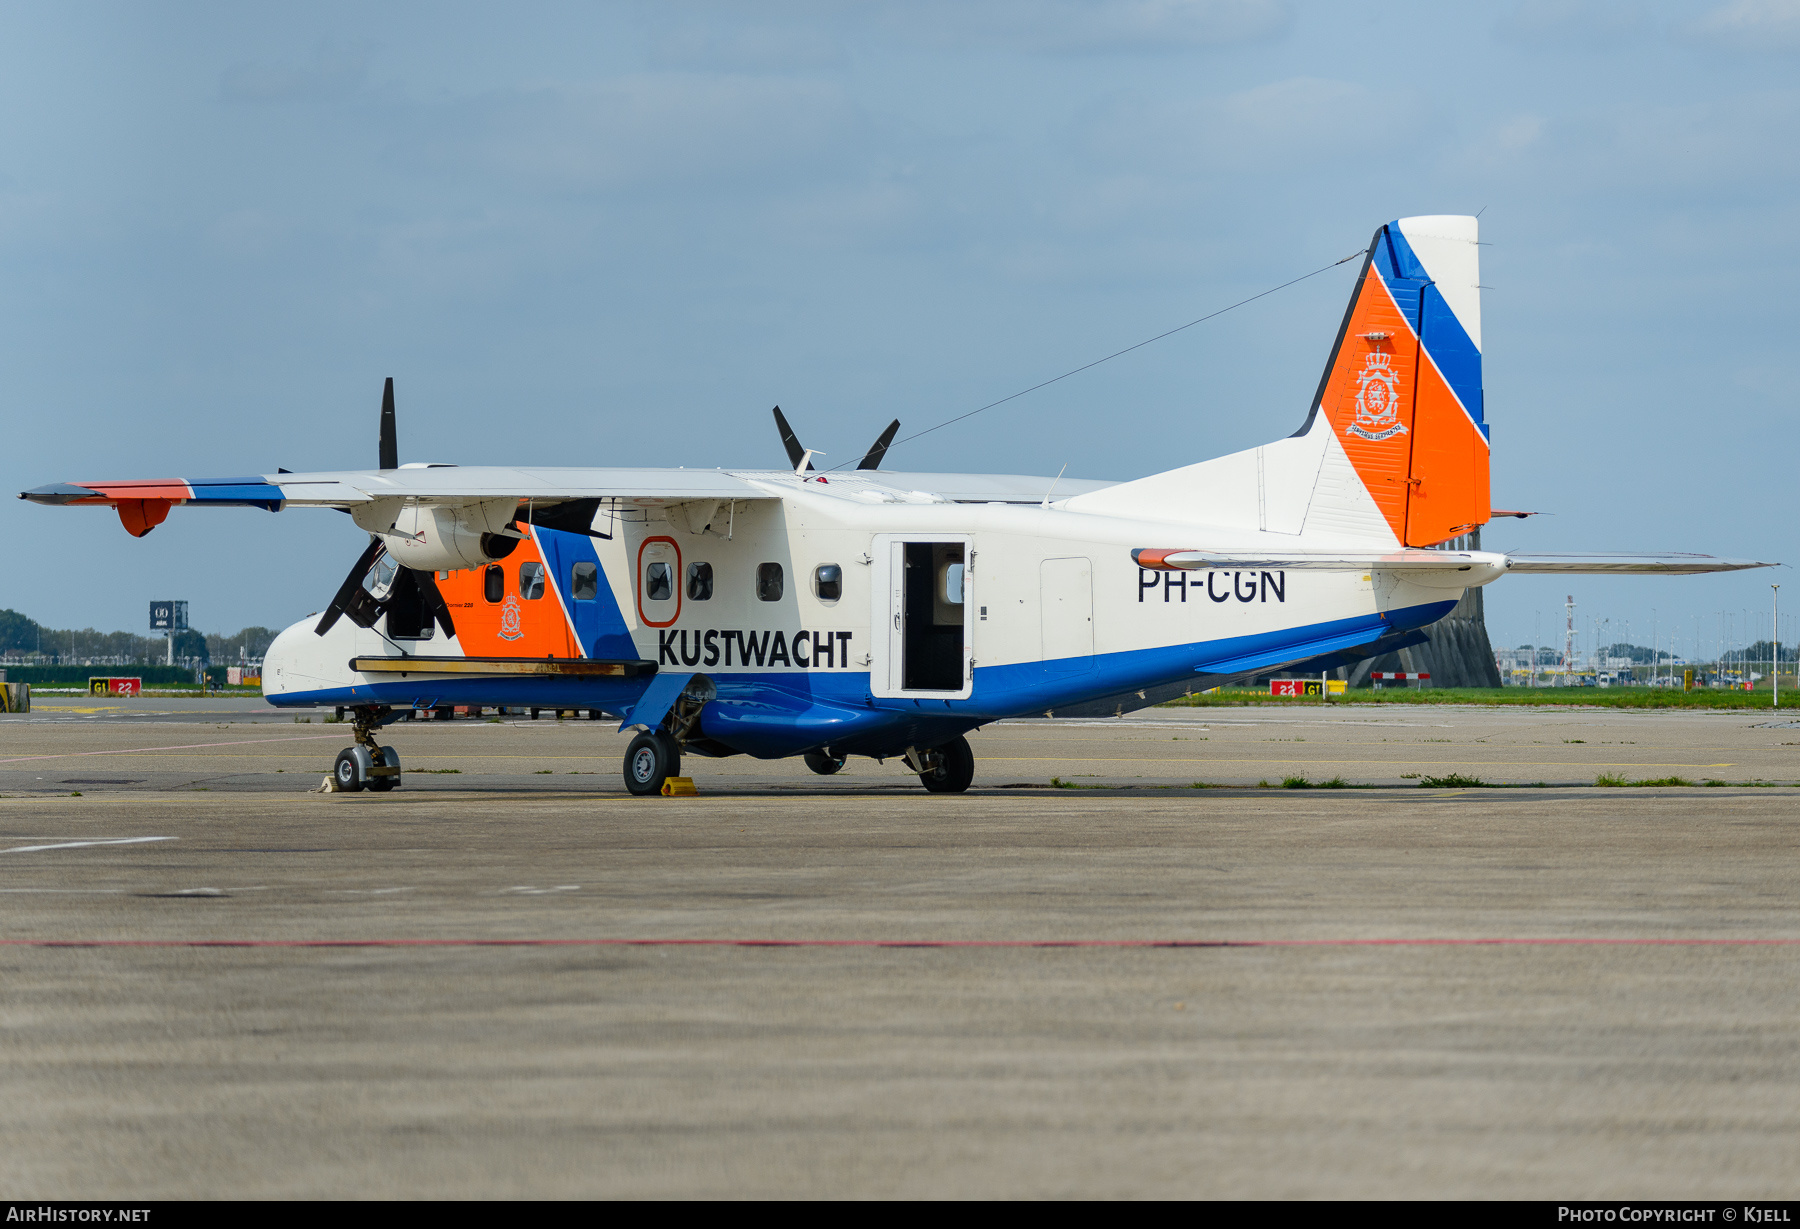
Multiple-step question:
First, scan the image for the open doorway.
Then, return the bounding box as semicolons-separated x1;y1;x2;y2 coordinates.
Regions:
903;542;965;691
872;535;970;697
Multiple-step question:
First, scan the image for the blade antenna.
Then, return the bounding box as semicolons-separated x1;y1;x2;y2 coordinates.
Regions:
378;378;398;470
858;419;900;470
772;406;809;470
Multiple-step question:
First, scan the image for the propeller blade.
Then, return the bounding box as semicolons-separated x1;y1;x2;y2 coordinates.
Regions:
772;406;809;470
412;568;458;639
314;538;387;636
858;419;901;470
378;377;398;470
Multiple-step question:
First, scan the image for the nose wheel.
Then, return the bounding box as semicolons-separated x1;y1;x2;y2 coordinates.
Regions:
803;749;846;775
331;707;403;792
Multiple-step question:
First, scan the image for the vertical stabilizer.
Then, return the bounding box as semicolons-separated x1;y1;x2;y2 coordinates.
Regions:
1063;216;1489;546
1313;216;1488;546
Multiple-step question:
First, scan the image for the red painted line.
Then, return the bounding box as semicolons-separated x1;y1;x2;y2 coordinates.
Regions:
3;938;1799;949
0;733;343;765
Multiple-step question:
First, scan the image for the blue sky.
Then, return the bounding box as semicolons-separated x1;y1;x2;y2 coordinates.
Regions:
3;1;1796;660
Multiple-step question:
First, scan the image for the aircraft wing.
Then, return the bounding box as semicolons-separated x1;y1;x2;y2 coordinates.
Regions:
19;467;777;510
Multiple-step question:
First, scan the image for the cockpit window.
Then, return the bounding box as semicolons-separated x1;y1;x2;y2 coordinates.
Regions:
365;554;399;599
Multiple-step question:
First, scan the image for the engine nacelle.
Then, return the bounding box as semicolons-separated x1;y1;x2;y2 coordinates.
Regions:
350;497;522;572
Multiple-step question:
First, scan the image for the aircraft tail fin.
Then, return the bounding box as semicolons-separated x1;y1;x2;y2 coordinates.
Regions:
1313;216;1488;545
1065;216;1489;547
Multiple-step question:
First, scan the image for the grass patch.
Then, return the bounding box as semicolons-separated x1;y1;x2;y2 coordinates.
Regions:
1050;776;1109;790
1161;687;1800;711
1416;773;1489;788
1281;775;1312;789
408;768;462;774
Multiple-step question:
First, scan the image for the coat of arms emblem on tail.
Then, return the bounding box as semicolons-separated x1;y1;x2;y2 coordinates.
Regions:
1346;351;1408;441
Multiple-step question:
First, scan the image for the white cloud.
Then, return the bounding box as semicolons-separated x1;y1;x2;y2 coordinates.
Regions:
1491;1;1650;50
1084;77;1420;175
219;43;372;104
1686;0;1800;52
407;74;860;192
645;22;846;72
899;0;1292;54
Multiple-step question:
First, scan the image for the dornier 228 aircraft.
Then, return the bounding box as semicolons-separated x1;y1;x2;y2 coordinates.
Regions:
22;216;1769;795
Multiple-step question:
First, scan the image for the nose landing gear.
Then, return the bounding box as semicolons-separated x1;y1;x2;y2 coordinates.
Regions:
331;706;403;793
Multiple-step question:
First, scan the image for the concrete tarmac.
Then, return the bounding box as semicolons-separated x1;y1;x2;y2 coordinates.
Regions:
2;701;1798;1198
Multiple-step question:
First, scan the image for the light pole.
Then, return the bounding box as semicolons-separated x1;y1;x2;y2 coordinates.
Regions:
1775;585;1781;709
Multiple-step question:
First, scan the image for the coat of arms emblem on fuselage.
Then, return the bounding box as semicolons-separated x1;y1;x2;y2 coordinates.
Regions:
1346;351;1408;441
498;594;524;641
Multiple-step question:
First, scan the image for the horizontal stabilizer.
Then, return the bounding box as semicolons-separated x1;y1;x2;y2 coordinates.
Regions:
1133;547;1505;573
1502;553;1773;574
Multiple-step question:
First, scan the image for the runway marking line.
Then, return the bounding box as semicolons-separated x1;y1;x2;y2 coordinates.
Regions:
5;938;1799;949
2;836;175;854
0;734;345;765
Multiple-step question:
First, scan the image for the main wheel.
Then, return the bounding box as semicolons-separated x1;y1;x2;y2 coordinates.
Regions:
366;745;402;792
803;750;846;776
624;730;681;796
333;747;366;793
918;735;975;794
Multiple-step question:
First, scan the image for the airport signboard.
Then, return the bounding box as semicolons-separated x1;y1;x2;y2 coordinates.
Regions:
149;600;188;631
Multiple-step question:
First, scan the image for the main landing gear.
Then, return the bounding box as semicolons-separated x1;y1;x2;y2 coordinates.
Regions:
624;729;681;796
332;706;402;793
906;736;975;794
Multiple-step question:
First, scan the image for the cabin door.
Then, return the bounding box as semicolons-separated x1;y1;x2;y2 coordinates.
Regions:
869;534;972;699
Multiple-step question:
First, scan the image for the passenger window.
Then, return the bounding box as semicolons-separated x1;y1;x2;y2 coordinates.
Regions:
483;564;504;603
757;562;784;602
519;561;545;600
571;561;598;601
686;561;713;601
646;561;672;601
814;564;842;603
942;562;965;606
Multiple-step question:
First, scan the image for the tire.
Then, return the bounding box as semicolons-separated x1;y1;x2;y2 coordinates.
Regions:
803;750;846;776
918;735;975;793
624;730;681;796
333;747;366;793
367;745;402;792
